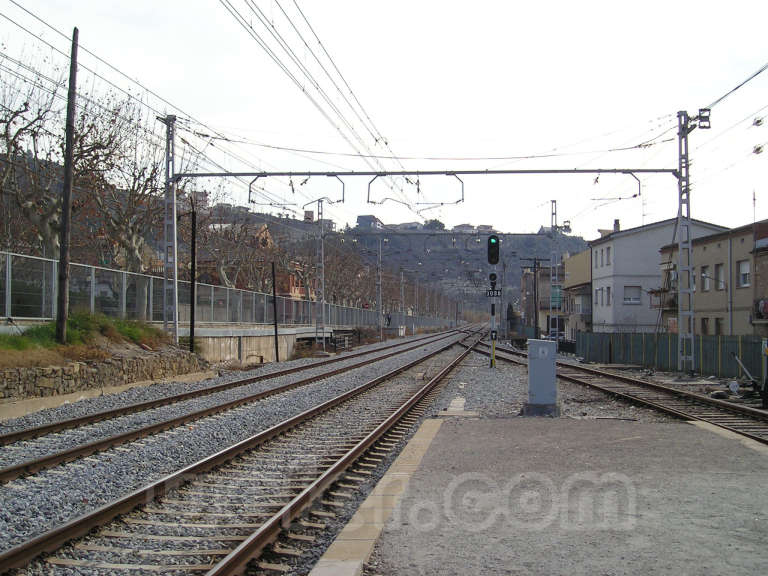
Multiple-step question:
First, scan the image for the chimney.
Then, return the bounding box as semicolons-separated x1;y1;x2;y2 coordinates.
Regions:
613;219;620;232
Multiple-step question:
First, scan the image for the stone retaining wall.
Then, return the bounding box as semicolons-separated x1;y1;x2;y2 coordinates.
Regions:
0;349;205;400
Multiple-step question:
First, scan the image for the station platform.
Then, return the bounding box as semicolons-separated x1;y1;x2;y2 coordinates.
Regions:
317;417;768;575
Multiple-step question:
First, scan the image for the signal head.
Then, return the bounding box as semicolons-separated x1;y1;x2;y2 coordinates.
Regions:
487;234;500;265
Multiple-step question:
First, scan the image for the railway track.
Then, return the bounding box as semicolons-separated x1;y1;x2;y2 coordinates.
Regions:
0;330;463;482
0;329;460;445
475;340;768;443
0;332;479;575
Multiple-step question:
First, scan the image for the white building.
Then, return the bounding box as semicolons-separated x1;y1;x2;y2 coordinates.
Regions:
590;218;727;333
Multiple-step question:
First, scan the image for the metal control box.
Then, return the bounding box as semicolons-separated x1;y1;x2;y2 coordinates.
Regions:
527;339;557;407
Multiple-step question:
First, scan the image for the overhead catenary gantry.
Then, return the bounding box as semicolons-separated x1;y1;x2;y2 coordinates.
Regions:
166;115;700;371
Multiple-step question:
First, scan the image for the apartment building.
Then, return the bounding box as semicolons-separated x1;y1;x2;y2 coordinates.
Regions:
562;249;592;339
657;220;768;336
591;217;727;333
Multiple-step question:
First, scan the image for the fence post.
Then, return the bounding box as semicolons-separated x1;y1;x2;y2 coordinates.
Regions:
4;254;11;317
210;286;214;321
149;277;154;321
120;271;127;318
738;335;743;378
226;288;230;322
718;335;722;377
252;292;256;322
90;267;96;314
51;260;57;318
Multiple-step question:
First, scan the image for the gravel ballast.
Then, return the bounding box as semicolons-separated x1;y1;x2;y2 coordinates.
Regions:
0;333;457;470
0;334;465;554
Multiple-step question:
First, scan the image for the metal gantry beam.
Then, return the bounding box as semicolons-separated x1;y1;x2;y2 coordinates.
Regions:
175;168;678;180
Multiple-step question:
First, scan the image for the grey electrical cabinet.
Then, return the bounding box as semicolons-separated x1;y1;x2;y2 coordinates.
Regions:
523;339;559;416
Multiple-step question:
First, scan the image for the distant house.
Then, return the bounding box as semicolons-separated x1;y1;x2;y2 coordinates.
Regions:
357;215;384;229
394;221;423;231
591;217;727;333
452;223;475;233
563;249;592;339
476;224;495;233
655;219;768;337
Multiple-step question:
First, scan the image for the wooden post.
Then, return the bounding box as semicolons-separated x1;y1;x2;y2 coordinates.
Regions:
55;27;78;344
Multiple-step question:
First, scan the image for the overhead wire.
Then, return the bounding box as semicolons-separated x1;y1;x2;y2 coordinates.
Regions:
3;1;303;213
221;0;416;210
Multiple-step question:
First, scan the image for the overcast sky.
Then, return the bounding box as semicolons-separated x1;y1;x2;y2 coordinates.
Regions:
2;0;767;241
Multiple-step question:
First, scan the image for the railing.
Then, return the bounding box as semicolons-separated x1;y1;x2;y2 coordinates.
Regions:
0;251;453;331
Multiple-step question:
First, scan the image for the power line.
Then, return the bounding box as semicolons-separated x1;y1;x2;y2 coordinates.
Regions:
3;2;303;214
220;0;416;210
708;60;768;109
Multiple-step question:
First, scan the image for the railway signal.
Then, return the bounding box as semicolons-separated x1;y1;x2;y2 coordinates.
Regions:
487;235;499;265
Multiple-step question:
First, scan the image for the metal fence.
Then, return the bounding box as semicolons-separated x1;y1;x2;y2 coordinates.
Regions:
0;251;453;331
575;331;766;381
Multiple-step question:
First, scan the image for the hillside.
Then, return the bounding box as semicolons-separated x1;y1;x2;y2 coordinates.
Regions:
345;228;587;314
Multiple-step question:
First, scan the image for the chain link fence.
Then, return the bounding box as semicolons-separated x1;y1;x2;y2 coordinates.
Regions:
0;251;453;331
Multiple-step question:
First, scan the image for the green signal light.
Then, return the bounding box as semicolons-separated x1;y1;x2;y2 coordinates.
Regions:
490;238;497;244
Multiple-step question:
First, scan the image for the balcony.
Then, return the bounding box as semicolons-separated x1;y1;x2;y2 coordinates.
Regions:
649;290;676;310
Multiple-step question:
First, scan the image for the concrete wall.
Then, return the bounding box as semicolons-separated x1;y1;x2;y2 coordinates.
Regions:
196;333;297;363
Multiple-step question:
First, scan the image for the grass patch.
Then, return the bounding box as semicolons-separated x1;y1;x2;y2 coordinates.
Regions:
0;313;168;366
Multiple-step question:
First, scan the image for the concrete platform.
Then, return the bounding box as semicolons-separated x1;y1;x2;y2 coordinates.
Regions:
367;419;768;575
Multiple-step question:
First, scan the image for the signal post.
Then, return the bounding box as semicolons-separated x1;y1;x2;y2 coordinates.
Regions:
487;235;501;367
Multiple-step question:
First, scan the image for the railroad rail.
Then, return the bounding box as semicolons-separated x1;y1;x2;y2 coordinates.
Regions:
474;340;768;444
0;329;461;446
0;331;465;482
0;332;479;574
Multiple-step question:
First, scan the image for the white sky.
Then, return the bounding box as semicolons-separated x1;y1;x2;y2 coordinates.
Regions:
2;0;767;241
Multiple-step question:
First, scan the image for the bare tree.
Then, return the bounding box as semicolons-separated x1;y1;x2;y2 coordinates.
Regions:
0;63;65;256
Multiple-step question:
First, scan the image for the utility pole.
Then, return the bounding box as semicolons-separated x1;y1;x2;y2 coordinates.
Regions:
189;200;197;353
271;262;279;362
317;199;326;350
377;236;384;340
521;257;549;340
400;270;405;315
548;201;570;345
676;108;710;373
160;114;178;344
56;27;78;344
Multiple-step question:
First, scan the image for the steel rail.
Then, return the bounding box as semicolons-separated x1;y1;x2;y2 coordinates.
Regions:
484;341;768;421
0;331;461;482
206;338;478;576
0;332;476;573
471;342;768;444
0;329;459;446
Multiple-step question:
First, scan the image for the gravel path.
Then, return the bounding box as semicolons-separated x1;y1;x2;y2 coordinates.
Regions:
425;350;676;420
0;334;464;554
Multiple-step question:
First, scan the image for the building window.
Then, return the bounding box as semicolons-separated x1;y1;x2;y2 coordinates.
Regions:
594;289;599;305
594;251;597;269
623;285;641;304
606;286;611;306
738;260;750;287
701;317;709;335
606;247;611;266
600;249;604;267
714;263;724;290
599;288;604;306
701;265;710;291
714;317;723;336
